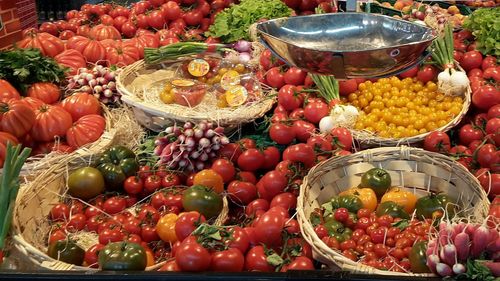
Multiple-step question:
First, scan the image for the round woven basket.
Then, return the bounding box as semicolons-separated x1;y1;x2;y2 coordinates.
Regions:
351;65;471;147
297;146;490;276
116;58;275;132
11;155;229;272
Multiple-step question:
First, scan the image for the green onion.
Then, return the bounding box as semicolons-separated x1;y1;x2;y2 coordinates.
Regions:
310;74;339;102
431;24;455;68
0;143;31;263
144;42;232;65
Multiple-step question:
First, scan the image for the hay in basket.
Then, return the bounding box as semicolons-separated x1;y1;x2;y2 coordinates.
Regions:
116;57;275;132
11;136;229;271
297;146;490;276
350;65;471;147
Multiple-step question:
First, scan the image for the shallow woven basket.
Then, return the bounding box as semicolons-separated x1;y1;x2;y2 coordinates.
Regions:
116;58;275;132
351;65;471;147
11;155;229;272
297;146;490;276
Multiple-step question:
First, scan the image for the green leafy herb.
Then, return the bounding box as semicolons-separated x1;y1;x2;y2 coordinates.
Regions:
455;259;496;281
206;0;293;43
463;8;500;57
0;48;67;94
266;253;284;267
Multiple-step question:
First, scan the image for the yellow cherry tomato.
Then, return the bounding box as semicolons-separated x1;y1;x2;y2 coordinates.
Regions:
339;187;378;212
156;213;178;243
160;90;175;104
381;187;417;214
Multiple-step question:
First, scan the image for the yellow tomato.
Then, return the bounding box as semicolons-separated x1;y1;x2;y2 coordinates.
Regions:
381;187;417;214
159;90;175;104
145;250;155;267
193;169;224;194
156;213;178;243
339;187;378;212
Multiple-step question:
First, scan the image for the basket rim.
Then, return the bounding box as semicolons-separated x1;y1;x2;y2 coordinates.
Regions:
297;146;490;276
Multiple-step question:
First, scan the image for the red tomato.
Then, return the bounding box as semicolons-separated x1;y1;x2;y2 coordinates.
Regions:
227;180;257;205
210;248;245;272
461;50;483;71
477;144;499;169
330;127;353;151
262;146;281;170
292;120;315;142
483;67;500;82
245;199;270;216
488;105;500;119
482;56;497;71
453;50;464;64
334;207;349;222
307;135;333;153
423;131;451;153
175;211;206;241
48;229;67;244
164;1;181;20
486;118;500;146
175;239;211;271
99;228;124;245
102;196;127;215
84;244;105;268
472;85;500;110
459;124;485;145
254;211;285;246
121;21;137;38
270;192;297;211
161;173;181;188
66;213;87;232
339;79;358;96
304;101;329;124
237;148;264;171
141;224;160;242
259;170;288;200
183;10;203;26
50;203;70;222
277;85;303;111
144;175;162;193
236;171;257;184
416;65;438;83
266;67;285;89
283;143;316;168
217;143;242;163
284;67;307;86
286;256;314;271
211;158;236;183
225;226;250;254
244;245;275;272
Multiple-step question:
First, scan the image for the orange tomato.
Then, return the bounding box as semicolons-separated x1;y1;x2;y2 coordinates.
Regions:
381;187;417;214
192;169;224;193
339;187;378;212
156;213;178;243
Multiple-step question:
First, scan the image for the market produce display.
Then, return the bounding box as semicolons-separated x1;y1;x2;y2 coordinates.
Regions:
1;0;499;280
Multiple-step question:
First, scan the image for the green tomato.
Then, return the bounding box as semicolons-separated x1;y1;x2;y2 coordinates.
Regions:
360;168;392;198
338;195;363;213
409;241;431;273
415;193;455;220
98;242;147;271
376;201;410;219
324;220;352;243
47;240;85;266
182;185;223;219
67;167;105;200
97;146;139;191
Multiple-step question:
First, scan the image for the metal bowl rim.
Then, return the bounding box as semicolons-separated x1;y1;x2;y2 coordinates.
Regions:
256;13;437;53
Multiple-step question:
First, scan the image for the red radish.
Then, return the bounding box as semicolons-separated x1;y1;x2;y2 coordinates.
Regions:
480;261;500;277
436;262;452;277
471;224;491;258
426;254;440;274
454;232;470;262
452;263;466;275
440;244;457;266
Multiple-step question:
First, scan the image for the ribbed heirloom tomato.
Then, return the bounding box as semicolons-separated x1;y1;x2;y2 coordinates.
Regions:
27;82;60;104
61;92;101;122
0;99;35;138
31;105;72;142
66;114;106;149
0;79;21;102
67;36;106;64
17;32;64;57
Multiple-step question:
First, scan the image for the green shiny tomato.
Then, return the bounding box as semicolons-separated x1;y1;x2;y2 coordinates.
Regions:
47;240;85;266
360;168;392;198
98;242;147;271
332;195;363;213
67;167;105;200
97;146;139;191
409;241;431;273
415;194;455;220
376;201;410;219
182;185;223;219
324;219;352;243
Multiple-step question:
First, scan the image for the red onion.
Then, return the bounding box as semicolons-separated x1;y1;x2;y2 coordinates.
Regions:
239;52;251;64
233;40;252;53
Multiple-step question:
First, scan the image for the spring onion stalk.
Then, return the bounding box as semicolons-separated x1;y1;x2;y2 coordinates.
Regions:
0;143;31;263
432;24;469;96
144;42;232;64
310;74;339;103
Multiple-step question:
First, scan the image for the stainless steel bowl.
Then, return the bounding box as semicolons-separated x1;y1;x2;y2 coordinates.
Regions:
257;13;436;79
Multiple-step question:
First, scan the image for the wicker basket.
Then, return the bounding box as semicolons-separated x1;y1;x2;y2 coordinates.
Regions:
116;59;275;132
297;146;490;276
351;65;471;147
11;154;229;272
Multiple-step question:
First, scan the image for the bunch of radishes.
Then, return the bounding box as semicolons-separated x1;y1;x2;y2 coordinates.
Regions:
426;219;499;277
154;121;230;171
67;65;120;105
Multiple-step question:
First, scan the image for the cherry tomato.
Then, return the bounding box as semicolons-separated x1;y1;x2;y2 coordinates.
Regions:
270;192;297;211
416;65;437;83
84;244;105;268
124;176;143;195
284;67;307;86
102;196;127;215
211;158;236;183
266;67;285;89
175;211;206;241
175;239;211;271
253;211;285;246
237;149;264;171
330;127;353;151
334;207;349;223
50;203;70;222
245;199;270;216
286;256;315;270
423;131;451;153
161;173;181;188
98;228;124;245
227;180;257;205
244;245;274;272
462;50;483;71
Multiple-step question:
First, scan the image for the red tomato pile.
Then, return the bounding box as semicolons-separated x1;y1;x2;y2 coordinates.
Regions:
0;80;105;167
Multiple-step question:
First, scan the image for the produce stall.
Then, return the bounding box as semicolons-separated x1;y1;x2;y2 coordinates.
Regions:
0;0;498;280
